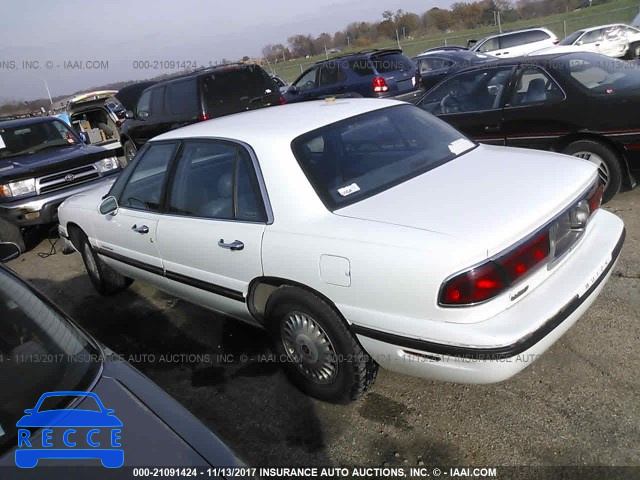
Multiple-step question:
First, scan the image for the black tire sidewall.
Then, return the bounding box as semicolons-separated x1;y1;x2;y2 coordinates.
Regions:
563;140;622;203
79;233;108;293
267;290;366;403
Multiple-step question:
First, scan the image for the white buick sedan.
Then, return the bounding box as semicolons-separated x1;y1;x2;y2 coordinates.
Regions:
57;99;625;404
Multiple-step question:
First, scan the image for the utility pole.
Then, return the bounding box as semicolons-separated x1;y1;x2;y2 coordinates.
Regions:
497;11;502;33
44;80;53;108
396;29;401;49
402;27;406;40
324;45;329;60
347;36;350;47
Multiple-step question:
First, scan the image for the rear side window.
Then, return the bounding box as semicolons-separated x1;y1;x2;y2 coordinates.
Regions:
151;87;165;115
372;53;413;73
348;60;374;76
201;67;276;107
168;79;199;115
291;104;474;210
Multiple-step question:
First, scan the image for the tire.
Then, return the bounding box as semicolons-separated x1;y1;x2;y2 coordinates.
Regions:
562;139;622;203
78;231;133;295
627;42;640;59
266;286;378;404
0;218;26;253
122;140;137;166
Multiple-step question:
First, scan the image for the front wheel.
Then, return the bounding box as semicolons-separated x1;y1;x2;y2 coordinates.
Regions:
266;287;378;404
563;139;622;203
0;218;26;253
78;231;133;295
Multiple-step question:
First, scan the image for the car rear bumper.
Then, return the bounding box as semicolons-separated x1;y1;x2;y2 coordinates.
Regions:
0;174;117;227
351;210;625;383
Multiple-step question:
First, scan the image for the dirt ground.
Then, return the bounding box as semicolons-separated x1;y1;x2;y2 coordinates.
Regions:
6;187;639;468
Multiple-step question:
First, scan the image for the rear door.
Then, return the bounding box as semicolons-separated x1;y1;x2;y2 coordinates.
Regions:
156;140;268;322
94;142;178;285
502;65;572;151
416;65;515;145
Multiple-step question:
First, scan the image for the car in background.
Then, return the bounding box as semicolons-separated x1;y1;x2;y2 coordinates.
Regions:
413;52;640;202
529;23;640;59
58;99;624;404
416;46;468;55
66;91;123;153
412;49;495;90
468;27;558;57
117;63;282;165
270;74;289;93
0;242;242;470
283;49;423;103
0;116;120;252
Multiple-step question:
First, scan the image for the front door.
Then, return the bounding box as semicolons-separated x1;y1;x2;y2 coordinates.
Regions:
156;140;268;323
94;141;178;285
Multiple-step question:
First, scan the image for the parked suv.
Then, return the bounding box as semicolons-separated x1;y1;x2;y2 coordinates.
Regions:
118;64;282;164
469;27;558;57
0;116;121;252
283;49;423;103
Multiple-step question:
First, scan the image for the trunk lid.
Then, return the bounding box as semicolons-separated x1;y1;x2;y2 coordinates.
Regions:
334;144;597;256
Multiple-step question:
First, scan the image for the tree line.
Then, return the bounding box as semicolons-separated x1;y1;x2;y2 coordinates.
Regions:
261;0;610;62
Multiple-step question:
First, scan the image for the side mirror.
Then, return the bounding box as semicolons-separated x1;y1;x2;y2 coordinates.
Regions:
0;242;20;262
99;196;119;216
287;85;299;95
137;111;149;120
125;110;134;119
577;40;583;46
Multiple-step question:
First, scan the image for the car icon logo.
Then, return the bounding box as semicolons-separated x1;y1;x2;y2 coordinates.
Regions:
15;391;124;468
64;174;75;182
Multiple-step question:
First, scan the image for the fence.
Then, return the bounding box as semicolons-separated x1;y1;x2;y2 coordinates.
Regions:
270;4;640;82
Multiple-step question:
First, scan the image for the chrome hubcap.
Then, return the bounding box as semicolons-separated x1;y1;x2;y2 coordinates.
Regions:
83;243;99;279
572;151;609;189
281;312;338;384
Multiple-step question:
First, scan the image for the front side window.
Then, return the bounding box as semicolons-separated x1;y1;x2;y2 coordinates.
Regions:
294;68;318;90
319;64;341;86
291;104;475;210
136;90;152;115
0;120;79;159
119;142;177;211
560;31;584;46
150;86;165;116
168;141;266;222
418;66;513;115
476;37;499;52
508;67;564;106
581;29;603;44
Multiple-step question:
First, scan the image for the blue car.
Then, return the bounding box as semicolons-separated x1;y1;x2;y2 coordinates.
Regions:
15;391;124;468
283;48;423;103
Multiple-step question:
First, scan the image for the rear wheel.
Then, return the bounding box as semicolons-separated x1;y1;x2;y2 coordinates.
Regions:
266;286;378;404
563;139;622;203
0;218;26;253
78;231;133;295
122;140;137;166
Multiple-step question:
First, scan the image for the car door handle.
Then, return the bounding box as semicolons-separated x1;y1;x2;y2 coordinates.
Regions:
484;124;501;132
131;224;149;234
218;239;244;251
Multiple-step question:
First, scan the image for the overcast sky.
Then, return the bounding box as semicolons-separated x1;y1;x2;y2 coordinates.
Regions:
0;0;455;101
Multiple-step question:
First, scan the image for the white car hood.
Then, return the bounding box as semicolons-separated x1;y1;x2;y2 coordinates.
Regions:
60;182;113;210
334;144;597;257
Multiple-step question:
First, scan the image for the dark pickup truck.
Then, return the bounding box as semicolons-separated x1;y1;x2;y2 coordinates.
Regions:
0;116;121;252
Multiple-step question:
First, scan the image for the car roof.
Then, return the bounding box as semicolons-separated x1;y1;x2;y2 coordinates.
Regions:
479;26;553;41
315;48;404;65
150;63;264;88
153;98;400;144
0;116;59;129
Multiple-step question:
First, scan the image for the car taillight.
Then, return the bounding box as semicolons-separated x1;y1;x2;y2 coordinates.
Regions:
199;113;212;121
587;182;603;213
280;96;286;105
440;231;550;306
372;77;389;93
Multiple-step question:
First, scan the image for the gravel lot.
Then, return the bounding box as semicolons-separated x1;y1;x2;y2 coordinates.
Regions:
6;187;639;468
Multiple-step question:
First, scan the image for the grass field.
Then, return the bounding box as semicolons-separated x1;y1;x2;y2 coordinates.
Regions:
271;0;639;82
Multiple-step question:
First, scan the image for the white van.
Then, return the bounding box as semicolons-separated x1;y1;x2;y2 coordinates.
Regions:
469;28;558;57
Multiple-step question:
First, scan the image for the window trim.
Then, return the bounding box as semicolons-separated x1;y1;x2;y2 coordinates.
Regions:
504;65;567;109
162;137;273;224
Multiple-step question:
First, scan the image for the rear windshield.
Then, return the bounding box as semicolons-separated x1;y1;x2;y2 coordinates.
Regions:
372;53;413;73
201;67;277;107
291;104;475;210
560;54;640;93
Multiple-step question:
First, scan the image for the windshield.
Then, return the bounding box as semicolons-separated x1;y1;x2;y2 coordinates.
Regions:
291;104;474;210
0;119;80;159
560;53;640;93
0;266;101;454
559;31;584;45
